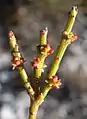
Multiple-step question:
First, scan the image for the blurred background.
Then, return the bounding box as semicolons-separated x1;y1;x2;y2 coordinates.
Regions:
0;0;87;119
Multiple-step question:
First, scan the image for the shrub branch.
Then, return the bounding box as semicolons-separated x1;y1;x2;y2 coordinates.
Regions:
9;31;35;100
9;6;78;119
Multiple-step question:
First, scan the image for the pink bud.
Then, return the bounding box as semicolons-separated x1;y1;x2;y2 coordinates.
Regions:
34;57;40;62
48;48;54;55
9;31;14;37
31;62;38;68
74;35;78;40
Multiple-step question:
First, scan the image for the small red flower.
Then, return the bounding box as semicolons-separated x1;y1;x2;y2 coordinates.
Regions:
31;62;38;68
73;35;78;40
47;48;54;55
71;34;78;41
46;75;61;89
50;75;61;88
13;56;20;61
45;44;51;51
31;57;40;68
34;57;40;62
42;44;54;55
14;60;21;66
52;75;58;81
12;56;25;69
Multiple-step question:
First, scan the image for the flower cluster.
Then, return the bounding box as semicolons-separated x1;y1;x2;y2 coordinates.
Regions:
63;31;78;42
40;44;54;56
31;43;54;70
31;57;40;68
45;75;61;89
12;56;25;69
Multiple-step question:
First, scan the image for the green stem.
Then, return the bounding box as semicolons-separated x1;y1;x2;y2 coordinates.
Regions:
9;6;78;119
32;28;48;95
9;31;35;99
34;55;46;78
33;6;78;111
29;100;39;119
34;27;48;79
40;27;48;45
48;6;78;78
40;83;51;98
18;67;34;99
64;6;78;33
48;39;70;78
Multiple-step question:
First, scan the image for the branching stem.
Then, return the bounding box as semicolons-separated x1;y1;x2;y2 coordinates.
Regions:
9;6;78;119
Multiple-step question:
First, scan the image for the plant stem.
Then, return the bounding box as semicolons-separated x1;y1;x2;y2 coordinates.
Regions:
32;28;48;95
18;67;34;99
64;6;78;33
32;6;78;113
29;83;51;119
9;31;35;99
48;6;78;78
29;100;39;119
34;27;48;79
34;54;46;79
29;7;78;119
48;38;70;78
9;6;78;119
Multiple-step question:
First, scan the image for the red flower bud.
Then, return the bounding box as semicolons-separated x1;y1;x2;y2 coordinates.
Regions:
15;60;21;66
47;48;54;55
73;35;78;40
12;56;25;69
31;62;38;68
31;57;40;68
51;75;58;82
45;44;51;51
50;75;62;88
71;35;78;41
34;57;40;62
9;31;14;37
13;56;20;61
